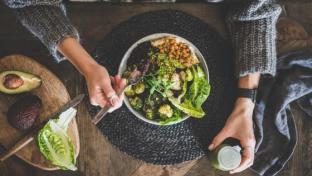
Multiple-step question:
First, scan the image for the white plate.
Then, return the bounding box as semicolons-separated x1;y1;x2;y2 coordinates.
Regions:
118;33;209;125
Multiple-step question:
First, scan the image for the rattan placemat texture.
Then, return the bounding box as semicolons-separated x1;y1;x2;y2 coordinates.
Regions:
87;10;236;165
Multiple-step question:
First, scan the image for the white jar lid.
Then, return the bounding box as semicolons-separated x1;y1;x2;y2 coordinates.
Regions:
217;146;242;170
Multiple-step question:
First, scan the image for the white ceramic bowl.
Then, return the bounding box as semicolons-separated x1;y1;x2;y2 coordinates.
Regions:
118;33;209;125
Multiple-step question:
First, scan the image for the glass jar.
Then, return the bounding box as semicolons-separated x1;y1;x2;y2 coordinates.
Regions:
209;144;242;171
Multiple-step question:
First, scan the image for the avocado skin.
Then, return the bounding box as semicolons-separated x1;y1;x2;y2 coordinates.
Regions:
7;94;42;131
0;71;41;94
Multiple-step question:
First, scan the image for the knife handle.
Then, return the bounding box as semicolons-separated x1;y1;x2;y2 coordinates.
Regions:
0;131;35;162
91;105;111;125
91;86;126;125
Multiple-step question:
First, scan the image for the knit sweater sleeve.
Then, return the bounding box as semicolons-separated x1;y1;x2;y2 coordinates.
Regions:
227;0;282;77
3;0;79;62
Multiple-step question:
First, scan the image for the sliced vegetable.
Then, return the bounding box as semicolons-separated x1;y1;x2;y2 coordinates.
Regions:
37;108;77;171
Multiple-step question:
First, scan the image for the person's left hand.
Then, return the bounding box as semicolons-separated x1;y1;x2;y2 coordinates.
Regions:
208;98;256;174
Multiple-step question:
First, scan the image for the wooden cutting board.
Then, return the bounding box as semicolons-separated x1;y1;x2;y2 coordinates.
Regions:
0;55;80;170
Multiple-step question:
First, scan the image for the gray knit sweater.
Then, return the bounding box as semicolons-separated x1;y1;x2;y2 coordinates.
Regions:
3;0;281;77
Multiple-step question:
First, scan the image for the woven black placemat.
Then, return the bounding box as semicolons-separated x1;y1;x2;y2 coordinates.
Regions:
87;10;236;165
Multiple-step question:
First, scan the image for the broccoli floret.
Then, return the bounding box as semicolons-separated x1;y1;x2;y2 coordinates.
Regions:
129;96;143;110
158;104;173;118
133;82;145;94
145;108;154;120
148;93;165;106
124;85;135;97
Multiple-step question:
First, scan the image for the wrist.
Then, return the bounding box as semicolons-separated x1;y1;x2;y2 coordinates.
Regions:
79;58;99;77
57;37;99;76
238;73;260;89
233;98;255;116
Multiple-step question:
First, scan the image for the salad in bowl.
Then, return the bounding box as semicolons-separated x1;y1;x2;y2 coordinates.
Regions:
119;33;211;125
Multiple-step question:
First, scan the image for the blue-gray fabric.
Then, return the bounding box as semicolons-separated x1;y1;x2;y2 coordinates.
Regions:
252;50;312;175
3;0;281;78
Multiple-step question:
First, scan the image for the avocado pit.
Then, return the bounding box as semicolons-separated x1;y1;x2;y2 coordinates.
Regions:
0;70;41;94
3;74;24;89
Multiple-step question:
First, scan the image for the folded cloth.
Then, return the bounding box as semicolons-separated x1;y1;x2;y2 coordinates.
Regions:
252;50;312;176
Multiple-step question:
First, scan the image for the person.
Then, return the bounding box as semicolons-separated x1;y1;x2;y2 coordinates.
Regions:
3;0;281;174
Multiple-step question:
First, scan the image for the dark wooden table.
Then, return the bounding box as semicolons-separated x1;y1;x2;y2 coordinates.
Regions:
0;2;311;176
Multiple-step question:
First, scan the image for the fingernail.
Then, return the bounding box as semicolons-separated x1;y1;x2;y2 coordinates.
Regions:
208;144;214;151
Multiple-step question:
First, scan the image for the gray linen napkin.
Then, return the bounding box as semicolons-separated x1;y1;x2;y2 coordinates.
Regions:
251;50;312;176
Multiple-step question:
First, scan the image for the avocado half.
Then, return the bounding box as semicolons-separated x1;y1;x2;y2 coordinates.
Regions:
0;70;42;94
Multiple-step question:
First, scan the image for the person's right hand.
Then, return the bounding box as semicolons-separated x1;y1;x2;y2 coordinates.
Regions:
83;64;126;112
208;98;256;174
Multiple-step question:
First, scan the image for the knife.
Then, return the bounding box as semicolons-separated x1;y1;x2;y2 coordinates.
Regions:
91;68;145;125
0;94;85;162
91;87;126;125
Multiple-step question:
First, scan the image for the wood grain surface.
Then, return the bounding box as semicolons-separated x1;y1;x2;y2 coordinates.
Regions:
0;55;80;170
0;2;311;176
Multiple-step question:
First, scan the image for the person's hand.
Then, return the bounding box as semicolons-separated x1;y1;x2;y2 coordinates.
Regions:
57;38;127;112
208;98;256;174
84;64;126;112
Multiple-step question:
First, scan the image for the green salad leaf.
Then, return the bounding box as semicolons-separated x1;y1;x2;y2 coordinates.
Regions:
188;66;199;101
193;66;211;108
168;97;205;118
178;80;188;102
178;68;193;102
159;107;184;125
196;65;206;78
170;66;210;118
194;79;211;108
37;108;77;171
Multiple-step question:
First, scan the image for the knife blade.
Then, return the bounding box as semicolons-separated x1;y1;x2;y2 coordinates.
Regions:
37;94;85;128
0;94;85;162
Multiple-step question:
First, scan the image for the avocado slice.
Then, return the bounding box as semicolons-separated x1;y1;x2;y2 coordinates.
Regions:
0;70;41;94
